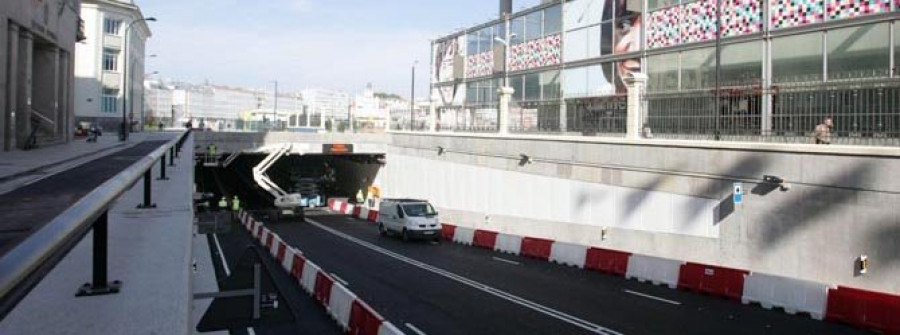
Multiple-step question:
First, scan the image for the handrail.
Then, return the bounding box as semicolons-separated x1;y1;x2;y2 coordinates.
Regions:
0;130;192;319
30;109;56;127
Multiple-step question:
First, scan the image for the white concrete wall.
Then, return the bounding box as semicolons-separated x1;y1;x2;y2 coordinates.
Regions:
381;154;720;238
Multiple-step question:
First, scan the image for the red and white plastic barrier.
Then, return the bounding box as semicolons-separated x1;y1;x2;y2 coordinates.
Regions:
237;210;403;335
324;206;900;333
626;255;683;289
452;226;475;245
494;234;522;255
742;273;830;320
549;241;588;269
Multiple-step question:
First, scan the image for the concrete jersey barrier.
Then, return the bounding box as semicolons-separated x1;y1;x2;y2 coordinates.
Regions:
742;273;831;320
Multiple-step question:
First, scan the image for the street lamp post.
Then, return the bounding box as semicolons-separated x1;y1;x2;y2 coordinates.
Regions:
120;17;156;141
410;61;418;131
272;80;278;130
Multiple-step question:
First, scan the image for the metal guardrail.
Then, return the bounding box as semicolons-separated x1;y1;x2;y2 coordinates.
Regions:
0;130;192;320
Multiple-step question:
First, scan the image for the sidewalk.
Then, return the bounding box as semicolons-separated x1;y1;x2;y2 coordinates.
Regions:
0;133;150;181
0;135;196;334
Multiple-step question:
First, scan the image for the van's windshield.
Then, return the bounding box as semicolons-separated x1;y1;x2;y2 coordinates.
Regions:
402;203;437;217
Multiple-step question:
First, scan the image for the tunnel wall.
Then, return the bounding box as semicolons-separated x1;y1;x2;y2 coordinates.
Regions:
382;133;900;294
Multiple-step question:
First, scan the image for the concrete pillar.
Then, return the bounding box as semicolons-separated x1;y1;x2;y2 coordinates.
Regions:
429;99;437;132
558;101;567;133
15;29;33;149
497;86;514;135
624;73;648;139
58;50;70;141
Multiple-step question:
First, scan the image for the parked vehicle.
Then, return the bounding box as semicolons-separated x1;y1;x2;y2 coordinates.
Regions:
377;199;441;242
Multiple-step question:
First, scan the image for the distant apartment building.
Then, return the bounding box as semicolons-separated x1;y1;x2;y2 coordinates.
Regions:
1;0;82;151
74;0;152;133
302;88;350;129
350;83;402;131
144;80;316;131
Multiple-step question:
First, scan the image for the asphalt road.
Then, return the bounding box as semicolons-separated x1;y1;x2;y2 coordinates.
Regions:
202;210;342;335
263;210;867;335
0;140;170;258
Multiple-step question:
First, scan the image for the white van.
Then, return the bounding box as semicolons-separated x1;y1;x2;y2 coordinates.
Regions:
378;199;441;241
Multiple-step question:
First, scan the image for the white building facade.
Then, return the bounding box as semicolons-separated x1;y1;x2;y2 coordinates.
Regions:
74;0;152;132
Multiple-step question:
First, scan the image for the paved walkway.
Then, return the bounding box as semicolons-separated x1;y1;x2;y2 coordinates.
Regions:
0;134;196;334
0;133;150;181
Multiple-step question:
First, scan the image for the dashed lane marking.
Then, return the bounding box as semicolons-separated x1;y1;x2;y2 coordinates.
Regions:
623;289;681;306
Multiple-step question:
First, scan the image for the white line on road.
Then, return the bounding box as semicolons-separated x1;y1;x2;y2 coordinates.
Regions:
330;273;350;287
624;289;681;306
405;323;428;335
305;218;622;335
213;233;255;335
212;233;230;276
492;257;521;266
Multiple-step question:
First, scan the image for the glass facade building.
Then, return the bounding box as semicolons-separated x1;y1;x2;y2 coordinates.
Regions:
430;0;900;145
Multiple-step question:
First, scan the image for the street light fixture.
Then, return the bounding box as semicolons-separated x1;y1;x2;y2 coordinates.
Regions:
120;17;156;141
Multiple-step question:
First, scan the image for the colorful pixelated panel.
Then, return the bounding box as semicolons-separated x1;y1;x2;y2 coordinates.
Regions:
647;6;683;49
465;51;494;78
508;34;562;72
825;0;891;20
770;0;825;29
682;0;718;44
720;0;762;37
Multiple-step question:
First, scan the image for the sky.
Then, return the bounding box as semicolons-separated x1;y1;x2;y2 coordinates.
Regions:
140;0;543;98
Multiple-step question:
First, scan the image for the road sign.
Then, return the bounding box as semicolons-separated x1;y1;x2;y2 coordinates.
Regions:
323;144;354;154
733;182;744;205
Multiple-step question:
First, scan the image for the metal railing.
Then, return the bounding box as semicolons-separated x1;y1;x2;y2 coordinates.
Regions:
645;80;900;146
0;130;191;320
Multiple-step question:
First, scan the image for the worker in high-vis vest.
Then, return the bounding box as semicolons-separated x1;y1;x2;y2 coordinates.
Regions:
356;189;365;204
232;196;241;212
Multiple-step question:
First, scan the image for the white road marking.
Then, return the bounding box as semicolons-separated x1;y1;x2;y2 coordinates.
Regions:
212;233;230;276
624;289;681;306
306;218;622;335
405;323;428;335
330;273;350;287
492;257;521;265
215;234;256;335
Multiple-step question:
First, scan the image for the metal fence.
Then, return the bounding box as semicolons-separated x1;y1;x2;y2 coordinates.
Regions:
565;95;628;137
645;79;900;146
435;106;499;133
509;101;562;134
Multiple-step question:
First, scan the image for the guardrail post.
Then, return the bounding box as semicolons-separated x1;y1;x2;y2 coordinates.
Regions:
169;147;176;167
158;154;169;181
138;170;156;209
76;211;121;297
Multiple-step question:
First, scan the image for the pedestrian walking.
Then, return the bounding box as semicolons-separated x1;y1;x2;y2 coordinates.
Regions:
814;117;833;145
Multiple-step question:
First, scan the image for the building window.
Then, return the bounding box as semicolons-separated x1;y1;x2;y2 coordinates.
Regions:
772;32;823;83
827;23;890;80
102;48;119;71
102;88;119;113
104;18;122;35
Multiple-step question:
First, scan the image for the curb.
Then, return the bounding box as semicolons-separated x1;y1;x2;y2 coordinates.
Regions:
238;209;404;335
327;199;900;335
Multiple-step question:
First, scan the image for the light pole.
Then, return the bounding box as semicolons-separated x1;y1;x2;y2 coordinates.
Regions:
120;17;156;141
410;60;418;130
271;80;278;130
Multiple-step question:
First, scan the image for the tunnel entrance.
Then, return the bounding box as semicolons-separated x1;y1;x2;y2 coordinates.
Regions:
195;153;385;213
